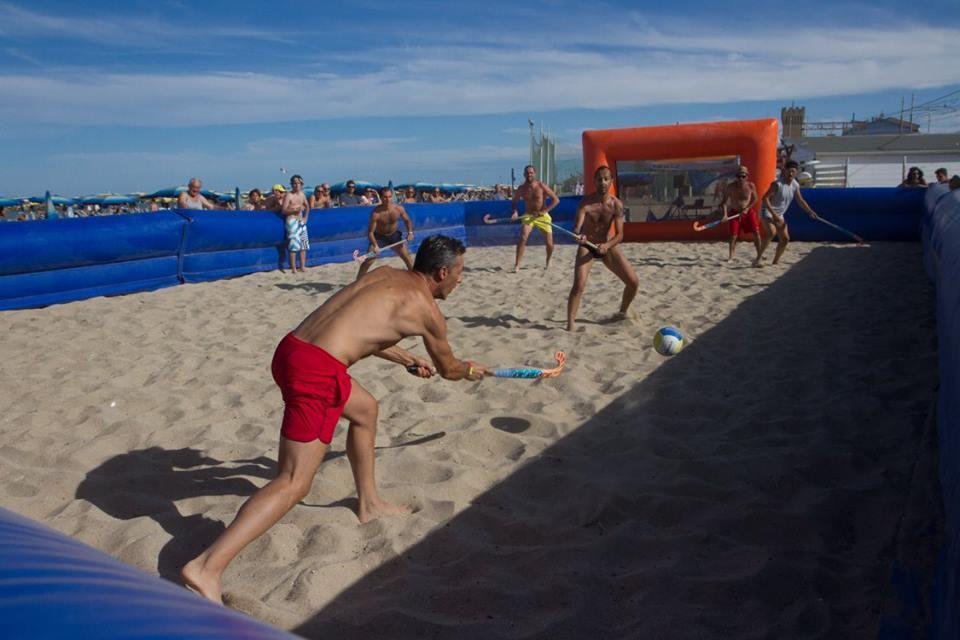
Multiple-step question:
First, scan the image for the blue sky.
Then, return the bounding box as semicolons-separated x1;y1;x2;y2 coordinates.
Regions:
2;0;959;195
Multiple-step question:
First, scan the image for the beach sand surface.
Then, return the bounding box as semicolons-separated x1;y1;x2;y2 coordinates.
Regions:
0;242;940;638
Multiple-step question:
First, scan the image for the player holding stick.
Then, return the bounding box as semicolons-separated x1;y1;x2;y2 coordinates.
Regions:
566;166;639;332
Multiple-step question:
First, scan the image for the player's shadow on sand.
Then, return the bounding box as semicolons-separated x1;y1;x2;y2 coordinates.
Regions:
75;447;275;582
74;432;448;583
292;245;943;639
453;314;553;331
629;257;702;268
274;282;338;294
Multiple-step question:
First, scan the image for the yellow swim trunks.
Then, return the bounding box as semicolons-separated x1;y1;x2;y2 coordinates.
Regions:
520;211;552;233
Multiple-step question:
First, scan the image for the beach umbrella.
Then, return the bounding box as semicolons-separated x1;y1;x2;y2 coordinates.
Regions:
100;195;139;206
146;186;218;199
28;194;77;206
328;180;382;195
0;197;27;207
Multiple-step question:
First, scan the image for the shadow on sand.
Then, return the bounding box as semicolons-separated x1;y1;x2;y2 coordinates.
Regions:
289;245;941;639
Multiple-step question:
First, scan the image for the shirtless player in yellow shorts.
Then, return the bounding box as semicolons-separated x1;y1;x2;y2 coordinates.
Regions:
511;165;560;272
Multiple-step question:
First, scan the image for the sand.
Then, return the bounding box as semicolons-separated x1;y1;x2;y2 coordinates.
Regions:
0;242;940;638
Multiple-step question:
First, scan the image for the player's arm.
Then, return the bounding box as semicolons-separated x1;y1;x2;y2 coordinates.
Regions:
366;211;379;247
542;183;560;213
745;183;759;211
719;186;729;217
572;200;592;247
421;305;486;381
511;189;522;218
176;193;188;208
793;188;818;219
603;200;625;251
374;345;434;378
761;181;779;215
400;208;414;239
201;195;219;210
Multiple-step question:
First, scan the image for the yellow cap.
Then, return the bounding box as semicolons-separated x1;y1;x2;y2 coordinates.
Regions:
272;184;285;192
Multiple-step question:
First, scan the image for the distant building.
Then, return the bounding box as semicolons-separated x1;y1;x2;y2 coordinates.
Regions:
844;116;921;136
783;132;960;187
780;105;922;138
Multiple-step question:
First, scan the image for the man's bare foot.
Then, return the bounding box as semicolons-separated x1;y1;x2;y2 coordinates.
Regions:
513;266;520;273
751;259;763;268
358;497;413;524
181;557;223;604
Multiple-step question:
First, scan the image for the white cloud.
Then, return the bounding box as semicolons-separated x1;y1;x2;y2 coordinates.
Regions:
2;21;958;128
12;138;529;194
0;1;294;46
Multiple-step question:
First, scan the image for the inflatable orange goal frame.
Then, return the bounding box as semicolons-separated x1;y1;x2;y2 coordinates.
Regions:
582;118;778;242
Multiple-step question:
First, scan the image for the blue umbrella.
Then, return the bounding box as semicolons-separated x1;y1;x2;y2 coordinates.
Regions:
0;197;27;207
100;195;139;206
146;186;218;199
329;180;382;195
28;194;77;206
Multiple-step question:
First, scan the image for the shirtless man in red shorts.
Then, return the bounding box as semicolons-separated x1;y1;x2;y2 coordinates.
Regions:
181;235;489;604
719;166;760;263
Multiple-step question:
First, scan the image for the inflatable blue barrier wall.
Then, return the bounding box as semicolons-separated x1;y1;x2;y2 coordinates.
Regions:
464;196;579;247
179;205;465;283
782;187;923;241
0;191;923;311
0;506;295;639
0;213;184;310
922;183;960;640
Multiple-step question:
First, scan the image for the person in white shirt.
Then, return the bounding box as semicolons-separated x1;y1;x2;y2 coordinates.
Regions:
756;160;819;267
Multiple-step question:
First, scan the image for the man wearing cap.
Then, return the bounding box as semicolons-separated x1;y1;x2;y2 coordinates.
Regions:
338;180;364;207
718;166;761;263
263;183;286;212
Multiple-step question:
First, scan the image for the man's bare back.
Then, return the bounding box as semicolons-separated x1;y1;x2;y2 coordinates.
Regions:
180;236;487;605
294;267;444;367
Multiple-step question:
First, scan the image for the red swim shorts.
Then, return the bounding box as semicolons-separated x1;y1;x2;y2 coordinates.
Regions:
271;333;352;444
728;208;760;235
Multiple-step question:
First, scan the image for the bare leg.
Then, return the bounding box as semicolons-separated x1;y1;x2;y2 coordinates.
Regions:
728;235;737;261
751;233;763;264
566;249;595;331
514;225;532;272
544;230;554;269
299;250;307;272
772;222;790;264
755;218;776;267
342;381;411;523
356;244;377;280
395;245;415;271
287;250;298;273
181;437;328;603
605;247;640;314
